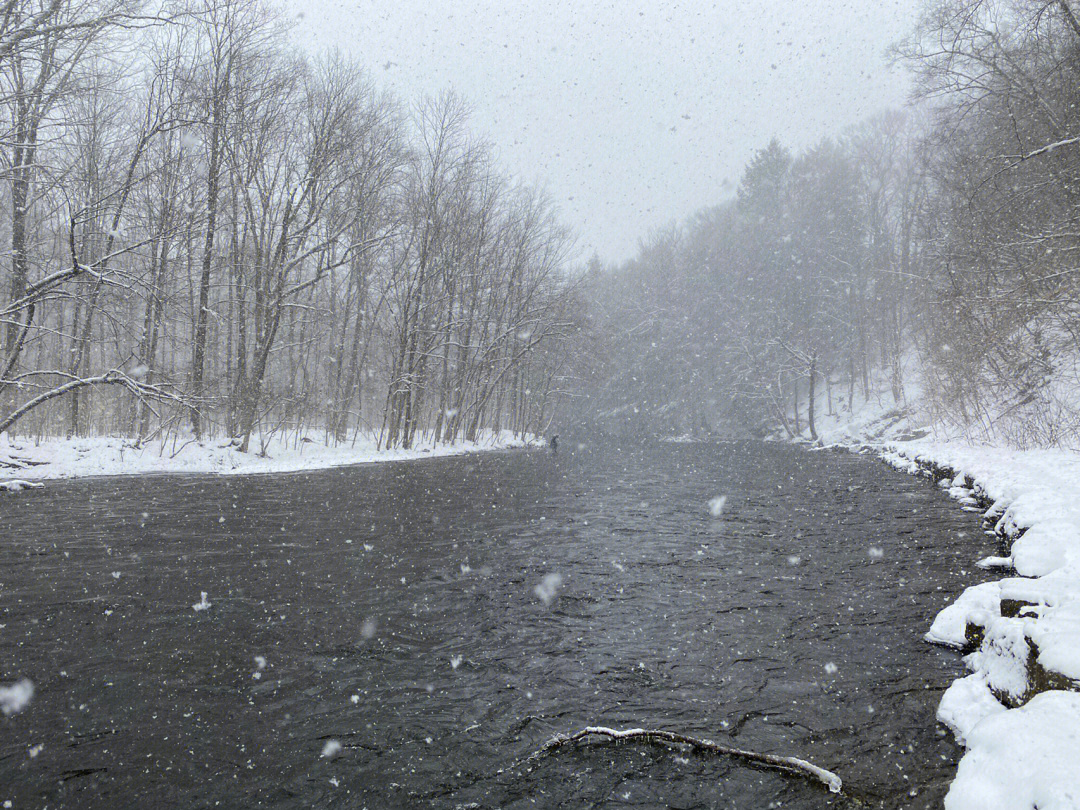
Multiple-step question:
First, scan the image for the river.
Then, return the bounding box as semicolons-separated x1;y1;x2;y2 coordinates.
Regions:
0;440;997;808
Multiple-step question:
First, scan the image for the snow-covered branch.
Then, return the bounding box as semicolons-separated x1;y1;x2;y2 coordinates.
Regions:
501;726;843;795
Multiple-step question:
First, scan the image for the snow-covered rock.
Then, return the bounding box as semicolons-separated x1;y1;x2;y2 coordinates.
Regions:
925;580;1000;648
937;673;1006;745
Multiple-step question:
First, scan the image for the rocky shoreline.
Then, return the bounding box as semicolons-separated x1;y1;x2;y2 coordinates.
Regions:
874;442;1080;809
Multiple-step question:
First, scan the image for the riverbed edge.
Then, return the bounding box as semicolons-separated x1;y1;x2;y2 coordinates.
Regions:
838;437;1080;810
0;430;543;487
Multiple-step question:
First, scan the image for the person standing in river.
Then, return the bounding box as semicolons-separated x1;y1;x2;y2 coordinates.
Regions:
549;434;558;453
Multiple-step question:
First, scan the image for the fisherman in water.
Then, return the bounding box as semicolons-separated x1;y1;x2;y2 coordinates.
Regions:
549;434;559;453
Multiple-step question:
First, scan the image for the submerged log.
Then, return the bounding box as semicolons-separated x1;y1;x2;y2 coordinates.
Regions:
502;725;844;794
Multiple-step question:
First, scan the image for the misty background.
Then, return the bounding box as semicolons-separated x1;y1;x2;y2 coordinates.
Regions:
289;0;920;262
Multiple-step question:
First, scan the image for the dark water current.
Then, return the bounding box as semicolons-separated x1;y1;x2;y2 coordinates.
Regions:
0;440;999;808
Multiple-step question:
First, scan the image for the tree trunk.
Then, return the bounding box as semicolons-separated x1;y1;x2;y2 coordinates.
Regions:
191;72;227;440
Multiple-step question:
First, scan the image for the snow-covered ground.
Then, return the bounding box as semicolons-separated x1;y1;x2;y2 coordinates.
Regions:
0;430;539;484
798;362;1080;809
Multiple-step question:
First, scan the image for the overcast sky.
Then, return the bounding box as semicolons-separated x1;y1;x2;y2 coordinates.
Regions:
287;0;924;264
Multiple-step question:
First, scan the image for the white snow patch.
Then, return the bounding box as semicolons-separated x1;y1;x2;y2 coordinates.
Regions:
0;430;538;486
937;673;1007;746
976;556;1013;569
925;581;1001;649
944;691;1080;810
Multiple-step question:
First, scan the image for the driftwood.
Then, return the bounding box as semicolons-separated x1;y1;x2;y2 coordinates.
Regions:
502;726;843;795
0;479;44;492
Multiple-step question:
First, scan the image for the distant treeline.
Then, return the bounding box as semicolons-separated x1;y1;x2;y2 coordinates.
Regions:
0;0;581;451
585;0;1080;448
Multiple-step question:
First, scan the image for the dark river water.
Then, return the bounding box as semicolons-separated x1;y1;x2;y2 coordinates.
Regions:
0;440;997;809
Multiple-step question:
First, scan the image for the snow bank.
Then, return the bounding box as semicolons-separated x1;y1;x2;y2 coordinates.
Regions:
793;352;933;448
880;440;1080;809
944;691;1080;810
937;673;1006;746
0;430;539;485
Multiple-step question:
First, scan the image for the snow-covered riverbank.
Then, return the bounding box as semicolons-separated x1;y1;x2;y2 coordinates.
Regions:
878;442;1080;810
0;430;539;486
765;361;1080;807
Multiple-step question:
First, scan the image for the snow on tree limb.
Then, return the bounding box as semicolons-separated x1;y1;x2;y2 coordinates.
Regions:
0;369;187;435
1004;135;1080;165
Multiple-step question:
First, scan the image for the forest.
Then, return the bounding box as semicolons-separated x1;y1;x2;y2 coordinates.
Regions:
0;0;581;453
7;0;1080;454
586;0;1080;449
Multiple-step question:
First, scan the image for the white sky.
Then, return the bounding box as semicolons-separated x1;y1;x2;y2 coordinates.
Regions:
287;0;923;263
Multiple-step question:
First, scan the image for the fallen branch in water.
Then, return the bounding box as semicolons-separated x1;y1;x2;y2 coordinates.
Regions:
501;726;843;795
0;479;44;492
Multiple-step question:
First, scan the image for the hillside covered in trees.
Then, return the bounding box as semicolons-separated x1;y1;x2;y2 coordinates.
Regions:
584;0;1080;450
